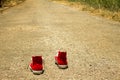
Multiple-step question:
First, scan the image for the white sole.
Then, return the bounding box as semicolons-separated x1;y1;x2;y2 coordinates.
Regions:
29;66;44;75
57;65;68;69
55;61;68;69
32;70;44;75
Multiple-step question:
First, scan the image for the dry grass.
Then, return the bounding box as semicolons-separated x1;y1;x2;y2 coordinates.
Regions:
0;0;25;13
0;0;25;7
51;0;120;22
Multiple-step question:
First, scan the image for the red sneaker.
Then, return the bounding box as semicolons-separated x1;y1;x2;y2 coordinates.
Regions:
29;56;44;75
55;51;68;69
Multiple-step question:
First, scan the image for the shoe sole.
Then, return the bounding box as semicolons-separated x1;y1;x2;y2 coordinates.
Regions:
32;70;44;75
55;61;68;69
29;66;44;75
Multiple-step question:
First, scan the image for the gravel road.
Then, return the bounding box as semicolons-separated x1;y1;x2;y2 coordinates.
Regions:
0;0;120;80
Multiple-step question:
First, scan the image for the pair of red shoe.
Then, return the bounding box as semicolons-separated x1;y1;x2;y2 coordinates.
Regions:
29;51;68;75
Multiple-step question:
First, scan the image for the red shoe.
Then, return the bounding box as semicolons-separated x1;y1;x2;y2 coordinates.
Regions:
29;56;44;75
55;51;68;69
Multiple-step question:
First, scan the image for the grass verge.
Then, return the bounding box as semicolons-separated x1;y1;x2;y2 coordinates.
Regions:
1;0;25;7
51;0;120;22
0;0;25;13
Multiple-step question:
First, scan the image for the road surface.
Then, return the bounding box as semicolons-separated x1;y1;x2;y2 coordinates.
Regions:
0;0;120;80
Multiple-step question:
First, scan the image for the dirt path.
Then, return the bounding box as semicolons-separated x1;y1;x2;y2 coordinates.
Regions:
0;0;120;80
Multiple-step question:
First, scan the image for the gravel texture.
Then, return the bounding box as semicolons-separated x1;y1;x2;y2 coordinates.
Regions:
0;0;120;80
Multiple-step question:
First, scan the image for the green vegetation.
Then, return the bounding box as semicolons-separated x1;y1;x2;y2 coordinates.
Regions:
68;0;120;12
51;0;120;22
